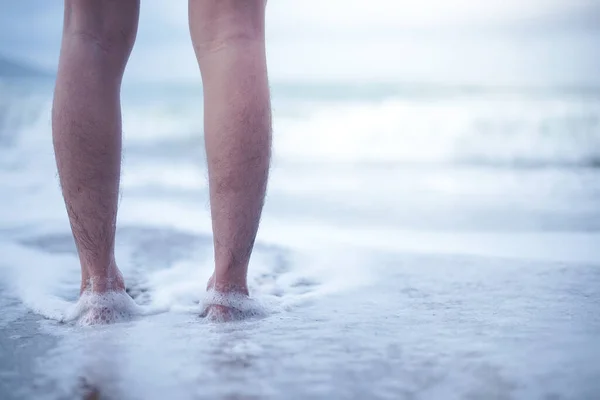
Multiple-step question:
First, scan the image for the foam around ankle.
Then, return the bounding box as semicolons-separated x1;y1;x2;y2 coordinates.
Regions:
201;289;266;320
64;290;142;326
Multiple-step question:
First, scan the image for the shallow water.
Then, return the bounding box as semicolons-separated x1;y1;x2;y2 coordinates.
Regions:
1;79;599;399
2;235;599;399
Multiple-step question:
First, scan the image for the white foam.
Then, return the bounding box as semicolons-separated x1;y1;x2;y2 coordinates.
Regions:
142;251;301;318
0;240;166;327
62;290;143;326
201;289;267;321
143;258;209;312
0;242;75;322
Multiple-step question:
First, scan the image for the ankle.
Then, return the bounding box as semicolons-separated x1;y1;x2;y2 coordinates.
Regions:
213;282;249;296
81;264;125;294
207;273;249;296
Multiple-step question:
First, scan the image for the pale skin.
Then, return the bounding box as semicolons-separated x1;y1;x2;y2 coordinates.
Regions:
52;0;271;320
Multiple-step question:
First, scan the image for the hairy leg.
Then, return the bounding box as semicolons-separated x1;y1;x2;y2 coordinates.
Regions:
53;0;139;294
189;0;271;300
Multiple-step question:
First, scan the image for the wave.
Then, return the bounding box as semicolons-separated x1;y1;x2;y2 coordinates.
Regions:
275;97;600;168
2;81;599;169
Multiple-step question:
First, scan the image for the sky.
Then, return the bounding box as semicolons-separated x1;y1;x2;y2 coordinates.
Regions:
0;0;599;86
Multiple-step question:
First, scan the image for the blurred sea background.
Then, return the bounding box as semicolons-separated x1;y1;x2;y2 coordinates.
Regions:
0;1;599;399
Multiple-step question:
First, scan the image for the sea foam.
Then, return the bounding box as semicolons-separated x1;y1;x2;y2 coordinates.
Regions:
63;290;143;326
200;289;267;322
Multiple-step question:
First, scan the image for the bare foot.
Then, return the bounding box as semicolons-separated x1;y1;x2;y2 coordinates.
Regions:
201;274;252;322
72;265;137;326
70;290;140;326
201;304;248;322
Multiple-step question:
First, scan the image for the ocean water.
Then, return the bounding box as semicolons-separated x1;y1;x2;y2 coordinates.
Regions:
0;78;599;399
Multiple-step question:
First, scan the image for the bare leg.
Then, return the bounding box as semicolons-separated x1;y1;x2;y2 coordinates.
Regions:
52;0;139;294
189;0;271;312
